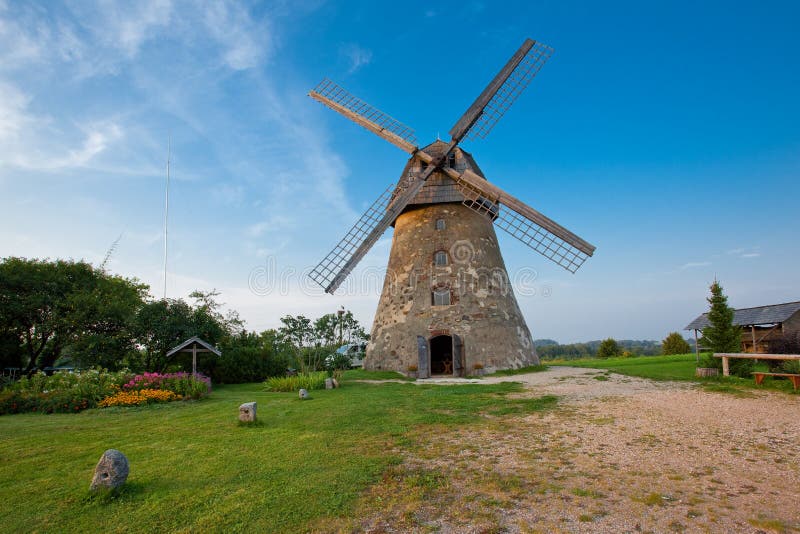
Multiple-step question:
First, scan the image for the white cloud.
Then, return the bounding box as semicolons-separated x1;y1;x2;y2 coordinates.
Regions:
341;43;373;74
0;85;124;171
201;2;269;70
741;253;761;258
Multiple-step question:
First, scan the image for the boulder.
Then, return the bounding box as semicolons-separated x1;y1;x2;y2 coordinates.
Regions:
299;388;309;399
90;449;129;492
239;402;257;422
325;378;334;390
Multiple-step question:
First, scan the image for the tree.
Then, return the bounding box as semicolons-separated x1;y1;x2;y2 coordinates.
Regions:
0;257;147;372
132;293;240;372
661;332;691;355
597;338;620;359
699;281;740;353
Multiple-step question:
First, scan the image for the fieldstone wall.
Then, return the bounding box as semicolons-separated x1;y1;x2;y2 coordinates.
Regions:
366;202;539;374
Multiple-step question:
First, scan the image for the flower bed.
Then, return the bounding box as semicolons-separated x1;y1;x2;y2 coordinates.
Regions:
0;370;212;415
122;372;211;399
99;388;180;407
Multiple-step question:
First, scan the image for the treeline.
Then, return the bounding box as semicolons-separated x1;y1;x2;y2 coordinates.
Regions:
0;258;367;383
533;337;690;360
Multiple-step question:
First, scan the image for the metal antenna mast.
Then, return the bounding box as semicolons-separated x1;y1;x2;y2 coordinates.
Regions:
162;136;171;300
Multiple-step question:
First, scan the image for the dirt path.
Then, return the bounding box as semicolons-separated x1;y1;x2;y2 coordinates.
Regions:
343;367;800;533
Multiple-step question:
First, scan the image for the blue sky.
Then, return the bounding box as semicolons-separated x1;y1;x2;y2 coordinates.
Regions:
1;0;798;343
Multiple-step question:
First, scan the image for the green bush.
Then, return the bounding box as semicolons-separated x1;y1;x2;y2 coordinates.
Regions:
264;372;327;392
662;332;691;355
597;338;620;359
0;369;129;414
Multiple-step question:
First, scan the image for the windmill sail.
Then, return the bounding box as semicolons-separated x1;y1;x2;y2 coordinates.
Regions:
309;79;418;154
310;166;437;293
447;167;595;273
307;37;593;292
449;39;553;143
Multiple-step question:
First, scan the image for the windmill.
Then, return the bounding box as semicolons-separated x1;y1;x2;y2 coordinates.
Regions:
308;38;595;377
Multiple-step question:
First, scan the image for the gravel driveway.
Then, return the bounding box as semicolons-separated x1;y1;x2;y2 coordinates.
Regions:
348;366;800;533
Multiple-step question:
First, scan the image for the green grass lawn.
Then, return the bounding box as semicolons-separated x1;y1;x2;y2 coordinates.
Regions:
0;376;554;532
548;353;800;394
548;353;701;381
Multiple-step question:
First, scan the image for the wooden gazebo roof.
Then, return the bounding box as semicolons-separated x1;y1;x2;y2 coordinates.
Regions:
685;301;800;331
166;336;221;357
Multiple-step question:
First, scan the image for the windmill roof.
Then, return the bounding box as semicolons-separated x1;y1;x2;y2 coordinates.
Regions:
685;300;800;330
166;336;222;357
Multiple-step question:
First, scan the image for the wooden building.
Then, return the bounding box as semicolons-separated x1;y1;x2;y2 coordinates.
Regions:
685;301;800;353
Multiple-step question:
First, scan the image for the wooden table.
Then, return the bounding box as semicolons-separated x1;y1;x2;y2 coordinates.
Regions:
714;353;800;376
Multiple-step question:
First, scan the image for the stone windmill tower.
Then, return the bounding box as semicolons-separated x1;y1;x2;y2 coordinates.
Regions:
308;39;596;377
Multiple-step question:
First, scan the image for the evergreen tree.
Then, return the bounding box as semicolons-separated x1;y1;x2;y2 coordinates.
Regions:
699;281;741;353
661;332;691;355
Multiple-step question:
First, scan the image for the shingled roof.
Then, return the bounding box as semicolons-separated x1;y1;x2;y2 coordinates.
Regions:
685;301;800;331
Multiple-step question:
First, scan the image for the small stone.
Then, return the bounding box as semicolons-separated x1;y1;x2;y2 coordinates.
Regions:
239;402;257;422
299;388;309;399
325;378;334;390
90;449;129;492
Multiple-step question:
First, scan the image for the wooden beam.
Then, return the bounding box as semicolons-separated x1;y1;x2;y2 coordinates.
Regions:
309;91;418;154
443;167;596;256
448;39;535;142
324;148;455;293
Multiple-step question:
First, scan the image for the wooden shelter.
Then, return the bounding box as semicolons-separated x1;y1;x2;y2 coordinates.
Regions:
685;300;800;354
167;337;221;375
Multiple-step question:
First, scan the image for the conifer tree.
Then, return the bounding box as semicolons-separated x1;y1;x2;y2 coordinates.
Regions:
699;280;741;353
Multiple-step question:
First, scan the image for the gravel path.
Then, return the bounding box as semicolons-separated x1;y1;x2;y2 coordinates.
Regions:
346;367;800;533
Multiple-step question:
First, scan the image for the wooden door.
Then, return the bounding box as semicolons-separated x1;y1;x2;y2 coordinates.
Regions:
417;336;429;379
453;334;464;377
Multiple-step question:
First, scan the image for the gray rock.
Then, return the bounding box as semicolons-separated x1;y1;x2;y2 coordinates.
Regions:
299;388;309;399
325;378;334;390
90;449;129;492
239;402;257;422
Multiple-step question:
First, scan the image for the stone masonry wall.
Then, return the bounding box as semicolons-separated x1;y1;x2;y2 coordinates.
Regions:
366;202;539;374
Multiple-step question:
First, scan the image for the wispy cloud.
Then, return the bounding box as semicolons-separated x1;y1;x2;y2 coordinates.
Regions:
341;43;373;74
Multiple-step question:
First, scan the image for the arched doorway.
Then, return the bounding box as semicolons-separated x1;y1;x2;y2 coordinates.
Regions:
430;335;453;375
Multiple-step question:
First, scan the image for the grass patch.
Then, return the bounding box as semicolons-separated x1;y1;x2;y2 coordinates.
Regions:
0;380;556;532
748;515;792;533
341;369;409;381
486;394;558;415
263;371;327;392
486;364;548;377
550;354;699;381
633;492;667;506
548;353;800;394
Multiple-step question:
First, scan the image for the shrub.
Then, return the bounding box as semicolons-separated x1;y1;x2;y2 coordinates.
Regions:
597;338;620;359
662;332;692;355
0;369;129;415
326;351;352;372
264;371;327;392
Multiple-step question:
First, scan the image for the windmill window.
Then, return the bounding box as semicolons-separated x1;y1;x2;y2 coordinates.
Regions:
434;250;448;266
432;288;451;306
446;153;456;167
435;219;446;230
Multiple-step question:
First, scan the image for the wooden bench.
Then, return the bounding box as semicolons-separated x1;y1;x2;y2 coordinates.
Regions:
752;372;800;390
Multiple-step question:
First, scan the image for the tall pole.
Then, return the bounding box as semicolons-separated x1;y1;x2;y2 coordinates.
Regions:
337;307;344;346
163;136;171;300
